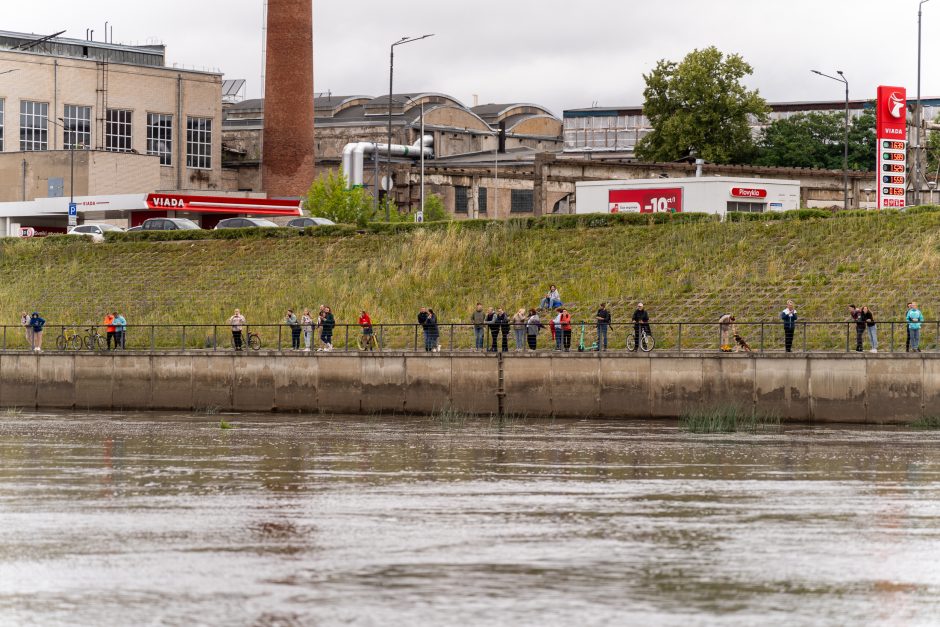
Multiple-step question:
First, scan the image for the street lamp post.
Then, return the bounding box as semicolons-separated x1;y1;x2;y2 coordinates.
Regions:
386;34;434;221
812;69;850;210
52;117;75;204
916;0;931;205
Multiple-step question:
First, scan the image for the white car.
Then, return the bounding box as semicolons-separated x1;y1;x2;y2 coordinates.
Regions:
67;223;124;242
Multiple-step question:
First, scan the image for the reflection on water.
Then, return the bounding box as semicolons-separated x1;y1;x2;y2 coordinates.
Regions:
1;413;939;626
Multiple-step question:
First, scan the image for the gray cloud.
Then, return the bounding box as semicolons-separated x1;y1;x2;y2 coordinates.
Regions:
4;0;936;115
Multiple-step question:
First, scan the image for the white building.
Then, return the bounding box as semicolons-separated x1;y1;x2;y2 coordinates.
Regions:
575;177;800;218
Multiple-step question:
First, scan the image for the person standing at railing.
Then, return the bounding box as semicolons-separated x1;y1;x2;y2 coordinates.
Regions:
358;310;374;351
103;312;116;351
285;309;301;350
301;309;315;352
552;309;563;351
907;302;924;353
861;306;877;353
525;309;541;350
484;307;496;352
631;303;652;350
849;305;866;353
424;308;440;352
718;313;734;352
321;306;335;351
418;307;429;351
228;309;247;351
559;308;573;352
471;304;486;351
20;312;32;349
512;308;527;351
492;308;510;353
596;303;612;351
113;311;127;350
905;302;914;352
780;300;797;353
29;312;45;352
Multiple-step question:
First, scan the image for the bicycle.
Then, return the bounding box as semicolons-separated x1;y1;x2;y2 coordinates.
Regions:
83;326;107;351
55;327;83;351
357;327;378;351
232;327;262;351
627;325;655;353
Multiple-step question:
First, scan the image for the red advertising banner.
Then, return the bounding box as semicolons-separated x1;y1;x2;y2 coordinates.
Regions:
876;86;908;209
609;188;683;213
731;188;767;199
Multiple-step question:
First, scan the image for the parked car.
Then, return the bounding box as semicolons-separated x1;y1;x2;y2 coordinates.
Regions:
126;225;143;232
287;217;336;228
214;217;280;229
67;223;124;242
140;218;201;231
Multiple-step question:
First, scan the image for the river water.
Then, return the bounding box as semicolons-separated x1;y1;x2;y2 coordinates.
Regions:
0;413;939;626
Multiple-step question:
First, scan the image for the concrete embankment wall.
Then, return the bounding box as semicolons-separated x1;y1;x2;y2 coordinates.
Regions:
1;352;938;423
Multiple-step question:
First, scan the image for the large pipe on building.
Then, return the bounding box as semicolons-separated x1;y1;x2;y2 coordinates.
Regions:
342;136;433;188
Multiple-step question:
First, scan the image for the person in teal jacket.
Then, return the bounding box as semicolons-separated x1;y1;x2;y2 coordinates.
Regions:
113;312;127;349
907;302;924;353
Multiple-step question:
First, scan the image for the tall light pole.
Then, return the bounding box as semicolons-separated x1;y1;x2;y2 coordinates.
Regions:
386;34;434;221
916;0;931;205
812;69;850;210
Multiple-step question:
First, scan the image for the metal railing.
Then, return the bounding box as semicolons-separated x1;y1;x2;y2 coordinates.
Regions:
3;321;937;354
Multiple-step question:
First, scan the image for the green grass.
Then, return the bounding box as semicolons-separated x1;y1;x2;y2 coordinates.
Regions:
679;405;781;433
910;416;940;430
2;210;940;351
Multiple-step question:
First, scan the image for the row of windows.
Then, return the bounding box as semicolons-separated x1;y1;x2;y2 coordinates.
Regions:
0;99;212;168
452;187;532;214
727;202;766;213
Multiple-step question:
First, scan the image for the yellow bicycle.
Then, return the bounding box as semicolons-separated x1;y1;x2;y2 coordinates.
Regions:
55;327;83;351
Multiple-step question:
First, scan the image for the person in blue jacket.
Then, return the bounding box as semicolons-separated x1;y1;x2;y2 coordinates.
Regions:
907;301;924;353
113;311;127;349
29;312;46;352
780;300;797;353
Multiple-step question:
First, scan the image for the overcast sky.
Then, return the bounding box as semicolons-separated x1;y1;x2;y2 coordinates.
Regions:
5;0;937;115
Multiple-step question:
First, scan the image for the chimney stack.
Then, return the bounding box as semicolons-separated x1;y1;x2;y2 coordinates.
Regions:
262;0;316;198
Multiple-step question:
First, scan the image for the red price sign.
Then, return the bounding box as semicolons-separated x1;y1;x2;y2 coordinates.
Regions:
609;188;683;214
882;141;906;150
883;153;906;161
883;187;905;196
883;164;906;173
883;176;905;185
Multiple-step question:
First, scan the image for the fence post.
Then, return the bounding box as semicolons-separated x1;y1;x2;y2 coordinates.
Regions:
450;324;455;351
213;325;217;351
150;325;155;352
3;325;6;351
181;325;186;352
278;325;282;352
845;322;850;353
344;325;349;351
803;322;807;353
677;323;682;352
890;322;895;353
759;323;764;353
413;325;418;351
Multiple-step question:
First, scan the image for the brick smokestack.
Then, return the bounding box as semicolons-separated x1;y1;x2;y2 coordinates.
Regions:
262;0;315;198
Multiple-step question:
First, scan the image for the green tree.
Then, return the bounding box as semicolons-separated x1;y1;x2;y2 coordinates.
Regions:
421;193;450;222
756;108;876;171
636;47;769;164
304;171;375;226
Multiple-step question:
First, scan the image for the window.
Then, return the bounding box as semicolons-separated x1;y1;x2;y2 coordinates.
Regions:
63;105;91;149
147;113;173;166
106;109;133;152
186;116;212;169
20;100;48;151
0;99;4;151
478;187;487;214
510;189;534;213
727;202;765;213
454;186;469;213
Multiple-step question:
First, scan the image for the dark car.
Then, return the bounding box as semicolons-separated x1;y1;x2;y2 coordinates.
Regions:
286;217;336;228
214;217;279;229
140;218;201;231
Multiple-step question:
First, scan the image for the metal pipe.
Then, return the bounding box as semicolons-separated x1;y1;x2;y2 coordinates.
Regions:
916;0;931;205
176;74;183;190
420;103;425;217
343;137;433;189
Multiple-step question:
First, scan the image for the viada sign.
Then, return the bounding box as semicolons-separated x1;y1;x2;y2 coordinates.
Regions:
877;86;908;209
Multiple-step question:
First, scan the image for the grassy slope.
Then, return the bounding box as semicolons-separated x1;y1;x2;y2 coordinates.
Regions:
1;212;938;348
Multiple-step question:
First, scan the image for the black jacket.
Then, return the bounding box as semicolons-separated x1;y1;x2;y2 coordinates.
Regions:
597;309;612;326
632;309;649;324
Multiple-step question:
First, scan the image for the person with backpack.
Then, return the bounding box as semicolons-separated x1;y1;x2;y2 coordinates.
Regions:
559;308;573;352
525;309;541;350
907;302;924;353
780;300;798;353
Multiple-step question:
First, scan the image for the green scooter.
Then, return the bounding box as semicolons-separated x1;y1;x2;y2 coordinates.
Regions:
577;323;599;352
